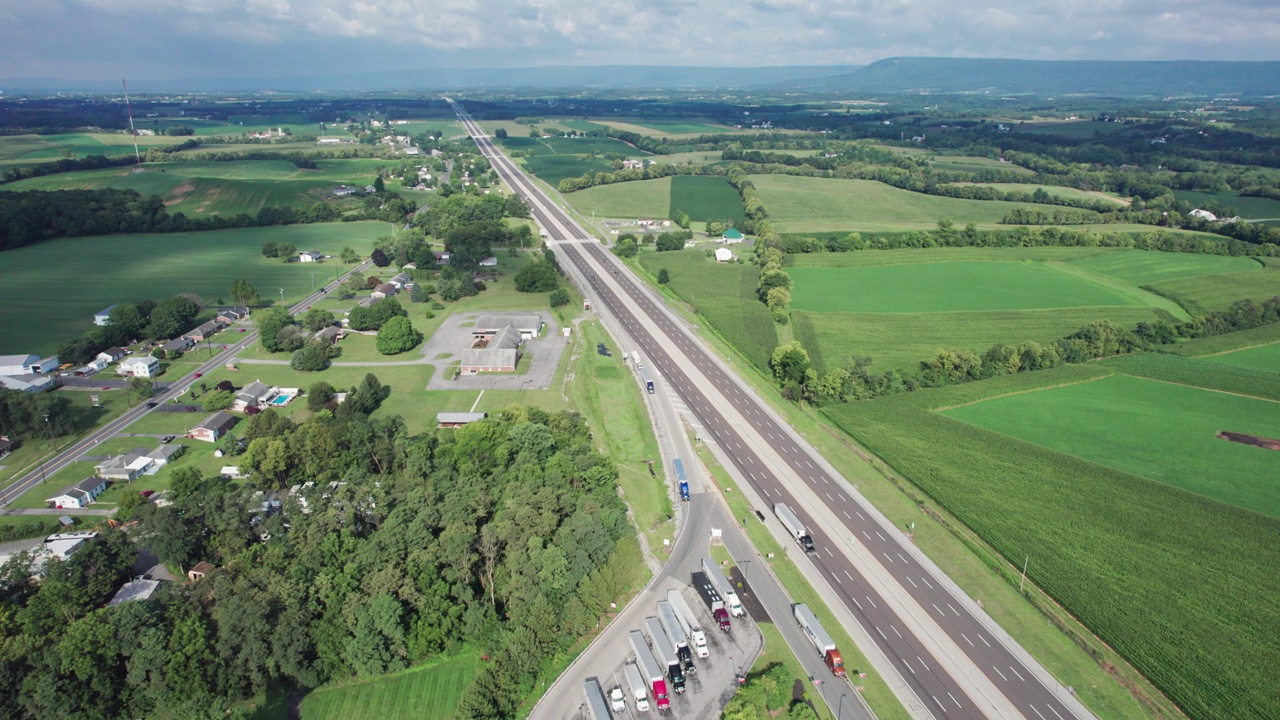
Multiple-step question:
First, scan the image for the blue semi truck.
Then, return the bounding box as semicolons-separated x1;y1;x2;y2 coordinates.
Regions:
673;459;690;501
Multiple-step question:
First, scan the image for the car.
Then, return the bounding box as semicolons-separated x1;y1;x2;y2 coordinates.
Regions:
193;373;202;378
223;345;228;349
319;288;327;294
102;386;111;390
754;509;767;522
239;328;246;333
145;401;158;408
161;435;175;443
185;406;197;412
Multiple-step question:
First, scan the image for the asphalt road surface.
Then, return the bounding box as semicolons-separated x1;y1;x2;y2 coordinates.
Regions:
0;261;372;510
452;101;1093;720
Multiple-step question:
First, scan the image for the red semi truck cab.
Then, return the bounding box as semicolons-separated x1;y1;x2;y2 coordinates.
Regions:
827;648;847;678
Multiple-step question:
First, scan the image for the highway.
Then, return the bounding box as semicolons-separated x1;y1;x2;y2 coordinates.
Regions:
451;101;1093;720
0;260;372;509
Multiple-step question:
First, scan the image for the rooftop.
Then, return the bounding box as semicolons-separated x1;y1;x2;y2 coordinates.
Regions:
108;577;161;606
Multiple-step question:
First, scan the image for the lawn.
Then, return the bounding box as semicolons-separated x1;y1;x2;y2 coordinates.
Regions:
750;175;1070;233
941;373;1280;517
565;177;672;219
788;262;1145;313
300;652;480;720
822;367;1280;720
790;306;1170;373
669;176;745;223
1145;264;1280;314
1065;249;1263;285
1202;342;1280;374
0;222;385;355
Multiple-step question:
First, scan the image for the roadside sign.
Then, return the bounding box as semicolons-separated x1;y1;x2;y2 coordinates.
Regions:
90;394;100;408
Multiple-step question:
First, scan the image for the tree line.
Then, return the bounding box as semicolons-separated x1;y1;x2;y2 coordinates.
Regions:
57;296;201;365
0;406;643;720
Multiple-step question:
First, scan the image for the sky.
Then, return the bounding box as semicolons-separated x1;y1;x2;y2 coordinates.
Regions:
2;0;1279;81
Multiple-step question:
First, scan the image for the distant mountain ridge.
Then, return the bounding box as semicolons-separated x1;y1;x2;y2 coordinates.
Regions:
806;57;1280;96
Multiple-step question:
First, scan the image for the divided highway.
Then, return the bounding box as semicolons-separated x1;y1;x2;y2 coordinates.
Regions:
0;261;371;509
452;101;1093;720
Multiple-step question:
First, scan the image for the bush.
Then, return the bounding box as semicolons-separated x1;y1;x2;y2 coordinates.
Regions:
514;261;559;292
307;381;336;411
549;288;571;308
291;342;332;371
657;268;670;284
376;316;424;355
348;298;406;331
201;390;235;411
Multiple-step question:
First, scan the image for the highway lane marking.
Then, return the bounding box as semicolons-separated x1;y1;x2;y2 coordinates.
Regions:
948;692;962;708
825;547;834;557
892;625;902;638
1009;665;1026;681
933;697;945;711
978;634;991;647
821;476;829;484
921;577;934;589
833;572;842;584
883;553;894;563
993;666;1009;681
845;570;856;584
862;530;872;540
842;510;851;519
803;460;813;468
905;576;917;588
1029;705;1047;720
917;656;931;673
901;656;912;673
851;595;862;610
899;553;909;564
960;633;974;647
875;530;886;541
876;626;887;640
865;595;876;608
1049;705;1065;720
825;492;834;501
947;602;960;616
856;511;865;519
933;603;944;615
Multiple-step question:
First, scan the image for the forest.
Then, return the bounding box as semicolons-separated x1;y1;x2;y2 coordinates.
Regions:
0;405;643;720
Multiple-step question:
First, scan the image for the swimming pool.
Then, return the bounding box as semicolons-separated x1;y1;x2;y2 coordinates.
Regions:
270;395;291;406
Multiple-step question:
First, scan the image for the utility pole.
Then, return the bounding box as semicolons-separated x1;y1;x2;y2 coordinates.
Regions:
278;288;285;306
1020;555;1030;593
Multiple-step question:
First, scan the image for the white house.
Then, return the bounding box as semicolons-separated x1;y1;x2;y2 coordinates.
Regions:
0;374;54;392
47;477;108;509
117;356;160;378
94;305;118;326
232;380;277;412
1190;208;1217;221
95;453;153;481
299;251;323;263
0;354;57;376
715;247;735;263
108;577;160;606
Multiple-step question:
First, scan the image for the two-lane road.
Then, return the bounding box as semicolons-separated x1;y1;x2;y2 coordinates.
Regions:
452;101;1093;720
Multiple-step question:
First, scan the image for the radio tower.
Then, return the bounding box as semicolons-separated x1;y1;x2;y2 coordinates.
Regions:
121;77;144;172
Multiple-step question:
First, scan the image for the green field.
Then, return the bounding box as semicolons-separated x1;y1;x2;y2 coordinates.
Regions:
0;132;189;165
791;306;1170;373
789;262;1144;313
1013;121;1129;138
626;119;732;135
928;155;1035;175
1172;189;1280;221
822;365;1280;720
300;653;479;720
1201;342;1280;374
942;373;1280;517
566;177;672;218
1066;249;1262;285
0;222;385;355
1146;264;1280;313
947;182;1129;206
750;175;1070;232
669;176;745;222
522;154;615;186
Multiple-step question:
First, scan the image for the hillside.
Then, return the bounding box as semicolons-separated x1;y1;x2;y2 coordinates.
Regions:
806;57;1280;96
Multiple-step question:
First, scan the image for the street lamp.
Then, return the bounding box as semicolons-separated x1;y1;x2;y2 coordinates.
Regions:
839;693;848;720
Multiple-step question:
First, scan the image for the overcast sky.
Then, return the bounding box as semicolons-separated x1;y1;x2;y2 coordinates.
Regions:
3;0;1278;81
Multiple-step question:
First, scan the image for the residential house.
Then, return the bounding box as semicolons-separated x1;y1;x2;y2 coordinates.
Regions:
117;356;160;378
364;185;378;194
332;185;356;196
472;315;543;341
186;319;225;343
434;252;451;265
371;283;397;300
715;247;735;263
187;562;216;582
461;326;521;374
232;380;276;412
95;453;153;481
190;412;237;443
94;305;119;326
0;374;54;392
221;466;249;479
97;347;128;364
622;159;644;170
1190;208;1218;221
216;306;251;324
146;444;184;471
108;577;160;606
314;326;343;345
159;336;193;358
479;256;498;268
389;272;413;289
47;477;108;509
721;228;745;244
299;250;323;263
437;412;488;428
0;437;14;460
43;531;99;559
0;354;38;376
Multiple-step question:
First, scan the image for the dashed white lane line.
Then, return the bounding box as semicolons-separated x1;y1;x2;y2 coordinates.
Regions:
825;547;834;558
960;633;974;647
1049;705;1066;720
933;603;944;615
856;511;865;520
905;576;917;588
1029;704;1047;720
1009;665;1026;682
948;692;962;708
851;595;863;610
892;625;902;638
865;595;877;608
833;572;842;584
917;655;931;674
842;510;851;519
978;634;992;647
845;570;856;584
933;697;945;711
862;530;872;540
947;602;960;616
898;553;909;564
876;626;887;640
902;657;913;673
883;553;895;564
921;576;934;589
875;530;886;541
993;666;1009;682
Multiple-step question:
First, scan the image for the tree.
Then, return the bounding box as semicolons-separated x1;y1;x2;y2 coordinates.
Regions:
613;236;638;258
261;241;279;258
146;296;198;339
291;342;333;371
128;376;155;405
657;268;670;285
303;308;336;332
770;342;811;385
230;279;260;307
655;234;684;251
376;317;423;355
201;390;235;411
340;246;360;264
276;242;298;261
495;128;508;139
373;175;385;193
514;262;559;292
253;308;294;352
548;288;571;308
106;303;147;341
371;248;391;267
307;381;336;411
765;286;791;312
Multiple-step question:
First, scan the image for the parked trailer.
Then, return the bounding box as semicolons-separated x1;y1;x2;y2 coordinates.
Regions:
700;558;745;617
630;631;671;711
794;603;847;678
666;589;709;658
645;617;686;693
672;459;690;501
658;601;696;674
623;661;651;712
774;503;815;553
640;366;655;394
691;571;732;632
584;677;614;720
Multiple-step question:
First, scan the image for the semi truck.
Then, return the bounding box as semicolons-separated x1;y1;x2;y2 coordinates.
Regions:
630;630;670;711
691;571;732;632
640;366;655;394
623;661;651;712
584;677;614;720
645;616;686;693
774;503;815;553
666;589;709;658
657;600;696;674
701;557;745;617
672;459;690;501
609;684;626;714
794;603;847;678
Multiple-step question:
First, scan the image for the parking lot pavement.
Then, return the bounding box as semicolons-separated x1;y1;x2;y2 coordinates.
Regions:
423;311;568;391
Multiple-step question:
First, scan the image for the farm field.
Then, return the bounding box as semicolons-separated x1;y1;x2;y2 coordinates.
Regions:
788;262;1145;313
1145;263;1280;313
593;119;734;136
669;176;745;222
941;373;1280;516
299;653;479;720
791;306;1169;373
1200;342;1280;374
946;182;1129;206
521;155;614;187
646;150;724;165
750;175;1074;232
1012;120;1129;138
0;132;189;165
565;177;671;219
0;222;384;355
927;154;1035;175
1065;249;1262;285
822;366;1280;720
1172;189;1280;221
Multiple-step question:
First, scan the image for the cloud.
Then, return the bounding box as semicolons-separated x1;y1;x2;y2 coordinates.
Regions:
1;0;1277;81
